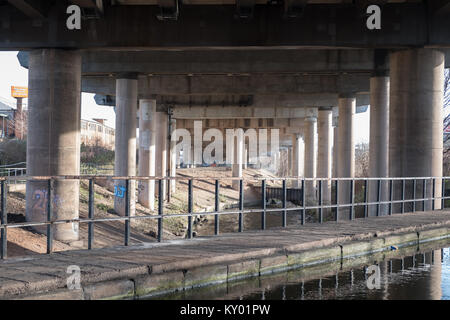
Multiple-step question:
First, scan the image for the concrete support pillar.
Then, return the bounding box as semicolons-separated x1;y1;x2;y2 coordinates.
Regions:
318;109;332;204
292;134;304;188
304;117;317;199
138;99;156;210
169;118;177;194
155;111;168;201
369;76;390;216
26;49;81;242
332;115;339;178
232;132;244;190
389;49;444;212
337;95;356;217
243;145;248;170
114;76;138;217
272;151;279;174
288;147;293;176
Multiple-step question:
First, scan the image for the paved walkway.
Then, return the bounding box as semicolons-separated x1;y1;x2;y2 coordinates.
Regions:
1;210;450;299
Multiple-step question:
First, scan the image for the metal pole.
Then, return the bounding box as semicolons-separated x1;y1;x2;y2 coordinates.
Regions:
349;179;354;220
335;180;339;222
442;178;445;210
88;179;94;250
239;179;244;232
412;179;417;212
167;111;172;203
364;179;368;218
401;179;405;214
124;179;130;246
422;179;426;211
389;179;393;216
282;179;287;227
188;179;193;238
46;179;53;254
214;180;219;235
301;178;306;225
158;179;163;242
376;179;381;217
261;179;266;230
319;180;323;223
432;178;435;211
1;180;7;259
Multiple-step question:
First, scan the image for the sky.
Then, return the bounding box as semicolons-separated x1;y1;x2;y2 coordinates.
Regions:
0;51;116;129
0;51;370;143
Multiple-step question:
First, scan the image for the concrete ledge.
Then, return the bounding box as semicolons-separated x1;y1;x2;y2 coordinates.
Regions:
184;265;228;289
83;279;135;300
260;255;288;275
3;211;450;299
135;271;184;298
15;289;84;300
383;232;418;247
287;246;341;267
227;260;260;281
341;238;385;258
418;227;450;242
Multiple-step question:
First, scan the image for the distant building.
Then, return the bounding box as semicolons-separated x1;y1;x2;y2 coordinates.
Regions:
0;99;26;139
81;118;115;150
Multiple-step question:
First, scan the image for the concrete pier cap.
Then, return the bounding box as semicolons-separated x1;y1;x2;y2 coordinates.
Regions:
25;49;81;242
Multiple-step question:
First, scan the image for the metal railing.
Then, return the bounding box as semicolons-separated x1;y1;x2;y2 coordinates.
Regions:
1;175;450;260
0;162;26;184
80;163;114;175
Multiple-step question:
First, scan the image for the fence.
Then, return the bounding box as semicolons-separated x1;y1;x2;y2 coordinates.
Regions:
1;175;449;259
266;186;303;205
0;162;26;184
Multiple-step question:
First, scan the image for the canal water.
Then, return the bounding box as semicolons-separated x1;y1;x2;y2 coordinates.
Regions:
152;239;450;300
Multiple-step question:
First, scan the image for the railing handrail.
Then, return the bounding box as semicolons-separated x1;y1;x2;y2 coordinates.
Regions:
1;175;450;181
0;162;26;169
1;175;450;259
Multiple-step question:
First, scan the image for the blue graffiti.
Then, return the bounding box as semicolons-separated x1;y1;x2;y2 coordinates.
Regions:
114;185;126;198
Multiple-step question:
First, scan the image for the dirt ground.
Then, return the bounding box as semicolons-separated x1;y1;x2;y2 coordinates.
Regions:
4;166;300;258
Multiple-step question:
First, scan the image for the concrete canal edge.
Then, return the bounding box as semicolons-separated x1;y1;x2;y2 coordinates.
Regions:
3;224;450;300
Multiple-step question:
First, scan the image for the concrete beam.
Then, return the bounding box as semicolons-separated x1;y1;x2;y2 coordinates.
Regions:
172;101;368;119
173;106;319;119
94;92;370;110
19;48;450;75
78;49;381;74
2;3;450;49
7;0;46;20
81;73;370;96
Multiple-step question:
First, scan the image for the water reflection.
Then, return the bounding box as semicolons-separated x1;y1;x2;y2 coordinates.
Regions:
151;240;450;300
241;248;449;300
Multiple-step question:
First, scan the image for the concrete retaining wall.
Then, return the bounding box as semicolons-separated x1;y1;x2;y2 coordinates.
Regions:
6;225;450;300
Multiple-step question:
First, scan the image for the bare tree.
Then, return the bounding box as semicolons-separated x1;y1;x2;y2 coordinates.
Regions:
443;69;450;174
355;142;369;177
